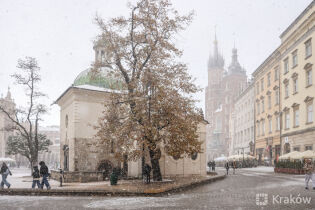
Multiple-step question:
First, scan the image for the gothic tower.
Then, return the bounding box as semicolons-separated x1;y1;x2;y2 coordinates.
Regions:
0;87;15;157
205;36;247;161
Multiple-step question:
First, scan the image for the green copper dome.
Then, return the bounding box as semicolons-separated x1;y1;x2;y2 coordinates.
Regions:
73;67;124;90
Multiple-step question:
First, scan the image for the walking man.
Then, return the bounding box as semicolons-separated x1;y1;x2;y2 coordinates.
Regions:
143;164;151;184
303;159;314;190
39;161;51;190
0;162;12;189
225;162;229;175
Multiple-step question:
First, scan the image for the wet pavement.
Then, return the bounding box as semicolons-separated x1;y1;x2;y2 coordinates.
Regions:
0;167;314;210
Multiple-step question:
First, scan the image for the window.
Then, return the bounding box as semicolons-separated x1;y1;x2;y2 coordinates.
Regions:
275;67;279;81
293;78;298;93
284;58;289;74
307;103;313;123
306;69;312;86
285;111;290;129
256;83;259;94
305;39;312;58
261;79;264;91
305;145;313;151
293;146;300;152
267;73;271;87
191;152;198;160
268;95;271;109
111;140;114;153
261;99;265;113
65;115;68;128
257;101;260;114
285;83;289;98
294;108;299;127
276;115;280;131
292;50;298;67
275;89;280;105
262;120;265;135
268;117;272;133
101;50;105;62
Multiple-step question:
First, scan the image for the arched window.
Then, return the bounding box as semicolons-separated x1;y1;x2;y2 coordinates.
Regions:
191;152;198;160
65;115;68;128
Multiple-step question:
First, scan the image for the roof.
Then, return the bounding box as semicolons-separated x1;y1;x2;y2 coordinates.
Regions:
279;1;314;39
53;85;126;105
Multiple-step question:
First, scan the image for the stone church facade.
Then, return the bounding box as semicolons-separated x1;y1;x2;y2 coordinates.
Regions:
205;35;248;161
54;44;207;182
0;88;15;158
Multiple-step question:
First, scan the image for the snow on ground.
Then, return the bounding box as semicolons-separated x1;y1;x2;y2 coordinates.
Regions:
255;178;305;189
84;197;181;209
240;166;274;173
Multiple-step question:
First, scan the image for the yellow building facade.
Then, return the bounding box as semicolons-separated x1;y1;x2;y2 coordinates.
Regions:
253;2;314;164
279;2;314;154
253;50;281;165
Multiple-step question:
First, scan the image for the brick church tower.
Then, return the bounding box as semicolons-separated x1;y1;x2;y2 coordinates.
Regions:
205;35;247;161
0;87;15;157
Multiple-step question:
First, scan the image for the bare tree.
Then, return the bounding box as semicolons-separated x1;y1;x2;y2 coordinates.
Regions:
0;57;51;170
94;0;204;181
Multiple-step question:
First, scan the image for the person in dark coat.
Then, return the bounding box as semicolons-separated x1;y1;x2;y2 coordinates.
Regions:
39;161;51;189
143;164;152;184
225;162;229;175
212;161;216;172
32;166;41;189
0;162;11;189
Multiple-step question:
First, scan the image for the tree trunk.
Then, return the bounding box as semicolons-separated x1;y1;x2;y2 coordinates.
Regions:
149;149;162;181
30;154;38;175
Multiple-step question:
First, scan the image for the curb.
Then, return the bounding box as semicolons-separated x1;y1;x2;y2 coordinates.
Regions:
0;174;226;197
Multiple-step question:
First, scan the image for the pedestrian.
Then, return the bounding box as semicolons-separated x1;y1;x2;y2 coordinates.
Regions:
225;162;229;175
32;166;41;189
207;161;212;172
143;164;151;184
0;162;12;189
233;161;236;175
39;161;51;190
303;158;314;190
59;168;64;187
212;161;216;172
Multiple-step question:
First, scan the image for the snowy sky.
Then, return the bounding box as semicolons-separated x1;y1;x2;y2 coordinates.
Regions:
0;0;312;126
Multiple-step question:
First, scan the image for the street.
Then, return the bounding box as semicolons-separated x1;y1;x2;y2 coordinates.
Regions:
0;167;314;210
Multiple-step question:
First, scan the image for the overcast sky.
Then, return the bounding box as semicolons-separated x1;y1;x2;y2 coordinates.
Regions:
0;0;312;126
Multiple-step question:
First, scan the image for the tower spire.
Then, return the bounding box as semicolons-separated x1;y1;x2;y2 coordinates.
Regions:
208;26;224;69
5;86;11;100
213;26;218;58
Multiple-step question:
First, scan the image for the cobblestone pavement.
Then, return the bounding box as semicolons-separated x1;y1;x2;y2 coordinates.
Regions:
0;167;314;210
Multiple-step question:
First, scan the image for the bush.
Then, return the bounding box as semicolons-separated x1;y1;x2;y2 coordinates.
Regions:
275;160;303;169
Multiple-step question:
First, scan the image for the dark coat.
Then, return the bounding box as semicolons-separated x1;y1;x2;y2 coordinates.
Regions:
225;163;229;169
33;168;40;179
143;164;152;175
40;165;49;176
0;165;7;174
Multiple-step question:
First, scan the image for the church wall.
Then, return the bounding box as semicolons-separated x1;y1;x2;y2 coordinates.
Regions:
59;92;76;171
127;160;141;177
72;90;120;171
160;123;207;177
